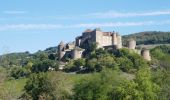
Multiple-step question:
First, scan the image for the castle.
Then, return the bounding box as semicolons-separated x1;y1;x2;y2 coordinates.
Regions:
58;28;151;61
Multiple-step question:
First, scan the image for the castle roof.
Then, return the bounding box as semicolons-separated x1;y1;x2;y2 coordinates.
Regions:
94;28;101;31
84;29;92;33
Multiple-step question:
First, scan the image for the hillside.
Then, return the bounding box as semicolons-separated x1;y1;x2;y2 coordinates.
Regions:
1;31;170;67
0;33;170;99
122;31;170;45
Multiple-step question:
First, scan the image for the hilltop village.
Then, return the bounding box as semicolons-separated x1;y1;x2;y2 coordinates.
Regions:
58;28;151;61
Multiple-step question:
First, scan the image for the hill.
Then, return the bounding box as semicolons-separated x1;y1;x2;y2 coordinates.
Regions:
122;31;170;45
1;31;170;68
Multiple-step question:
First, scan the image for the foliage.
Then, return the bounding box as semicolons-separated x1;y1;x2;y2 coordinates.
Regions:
73;67;160;100
72;69;124;100
23;73;56;100
113;48;147;71
0;78;27;100
31;59;58;73
0;67;7;83
0;52;30;67
10;66;31;79
134;67;160;100
151;45;170;61
64;58;86;72
48;71;73;100
116;57;133;72
123;31;170;45
150;45;170;100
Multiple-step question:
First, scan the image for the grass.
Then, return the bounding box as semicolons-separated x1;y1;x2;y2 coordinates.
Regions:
0;71;91;99
0;78;27;99
0;70;132;99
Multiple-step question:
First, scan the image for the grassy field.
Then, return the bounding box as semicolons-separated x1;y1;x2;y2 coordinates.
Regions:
0;70;134;99
0;78;27;99
0;71;91;99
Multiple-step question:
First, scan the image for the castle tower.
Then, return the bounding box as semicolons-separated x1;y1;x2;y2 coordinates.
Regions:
127;39;136;50
58;41;65;60
112;31;117;46
72;47;84;60
141;49;151;61
116;33;122;49
95;28;103;48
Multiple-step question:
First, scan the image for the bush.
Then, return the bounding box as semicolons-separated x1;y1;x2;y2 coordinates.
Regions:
10;67;30;79
72;69;124;100
23;73;56;100
31;60;58;73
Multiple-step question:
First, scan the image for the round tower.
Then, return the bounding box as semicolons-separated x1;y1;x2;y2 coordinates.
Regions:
58;41;64;51
72;47;84;60
116;33;122;49
58;41;65;60
112;32;117;45
141;49;151;61
127;39;136;50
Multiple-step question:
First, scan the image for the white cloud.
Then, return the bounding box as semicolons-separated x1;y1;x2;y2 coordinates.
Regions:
0;24;63;31
0;20;170;31
3;10;27;14
1;10;170;21
71;21;154;28
88;10;170;18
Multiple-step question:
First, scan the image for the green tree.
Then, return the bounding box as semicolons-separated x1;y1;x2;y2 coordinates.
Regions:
134;67;160;100
72;70;124;100
108;80;141;100
10;66;30;79
23;73;56;100
116;57;133;72
109;67;160;100
31;59;58;73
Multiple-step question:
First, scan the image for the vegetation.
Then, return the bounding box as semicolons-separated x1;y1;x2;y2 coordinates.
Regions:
123;31;170;45
1;33;170;99
150;45;170;100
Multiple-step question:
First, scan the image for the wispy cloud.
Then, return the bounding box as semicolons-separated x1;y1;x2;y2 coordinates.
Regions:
0;20;170;31
70;21;154;28
3;10;27;14
0;24;63;31
2;10;170;20
87;10;170;18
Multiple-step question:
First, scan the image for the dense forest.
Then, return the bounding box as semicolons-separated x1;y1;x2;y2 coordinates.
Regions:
123;31;170;45
0;32;170;100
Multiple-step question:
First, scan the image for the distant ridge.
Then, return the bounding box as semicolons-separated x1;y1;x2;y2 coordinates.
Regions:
122;31;170;45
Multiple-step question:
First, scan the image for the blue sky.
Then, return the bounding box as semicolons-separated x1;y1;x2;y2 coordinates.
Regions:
0;0;170;54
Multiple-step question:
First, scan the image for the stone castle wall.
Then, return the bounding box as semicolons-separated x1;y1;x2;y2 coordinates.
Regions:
102;36;112;46
58;28;151;61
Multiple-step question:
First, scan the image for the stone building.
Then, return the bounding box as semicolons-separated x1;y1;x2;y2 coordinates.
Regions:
58;41;85;60
127;39;136;50
58;28;151;61
75;28;122;48
141;49;151;61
